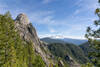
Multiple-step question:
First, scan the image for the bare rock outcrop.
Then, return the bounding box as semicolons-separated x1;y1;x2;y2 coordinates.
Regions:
15;13;55;67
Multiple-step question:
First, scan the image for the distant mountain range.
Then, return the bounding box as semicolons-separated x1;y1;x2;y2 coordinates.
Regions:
40;37;66;44
41;37;87;45
41;37;95;66
62;38;87;45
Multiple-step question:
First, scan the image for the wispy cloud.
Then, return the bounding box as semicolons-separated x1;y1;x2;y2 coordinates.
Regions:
0;2;8;14
74;0;83;7
28;10;71;27
28;11;55;25
73;0;98;15
42;0;56;4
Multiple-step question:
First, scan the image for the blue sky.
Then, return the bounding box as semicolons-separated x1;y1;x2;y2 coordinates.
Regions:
0;0;98;39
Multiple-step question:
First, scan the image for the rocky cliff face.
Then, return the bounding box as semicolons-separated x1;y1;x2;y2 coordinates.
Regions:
15;13;41;47
14;13;55;67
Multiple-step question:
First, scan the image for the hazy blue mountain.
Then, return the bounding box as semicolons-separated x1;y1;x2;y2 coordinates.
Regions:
62;38;87;45
40;37;66;44
41;37;87;45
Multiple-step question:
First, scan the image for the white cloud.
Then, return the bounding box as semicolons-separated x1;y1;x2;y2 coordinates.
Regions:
39;34;86;39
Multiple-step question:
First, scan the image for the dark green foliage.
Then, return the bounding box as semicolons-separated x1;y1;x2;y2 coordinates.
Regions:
85;0;100;67
48;43;89;64
64;43;89;63
48;43;67;58
33;55;45;67
81;63;94;67
79;42;96;57
4;11;11;18
0;12;45;67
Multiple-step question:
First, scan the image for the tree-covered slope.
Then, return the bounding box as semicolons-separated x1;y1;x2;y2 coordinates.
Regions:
79;42;96;57
0;12;45;67
48;43;89;65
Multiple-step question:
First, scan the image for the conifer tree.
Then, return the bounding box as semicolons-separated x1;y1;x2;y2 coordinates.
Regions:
0;12;45;67
85;0;100;67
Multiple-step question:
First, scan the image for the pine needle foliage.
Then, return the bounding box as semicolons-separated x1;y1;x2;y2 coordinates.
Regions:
85;0;100;67
0;12;45;67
